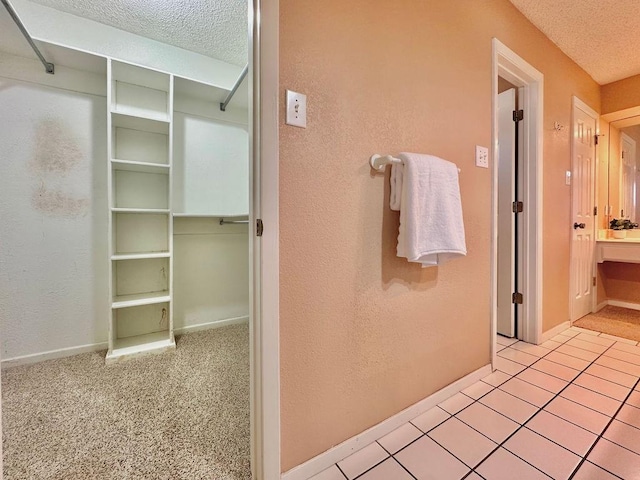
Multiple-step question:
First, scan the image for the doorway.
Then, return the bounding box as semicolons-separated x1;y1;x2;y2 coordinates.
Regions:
3;1;280;478
491;39;544;365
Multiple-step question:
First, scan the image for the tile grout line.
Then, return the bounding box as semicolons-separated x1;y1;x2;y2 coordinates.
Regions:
347;444;390;480
335;462;349;479
479;331;639;476
389;455;418;480
470;332;632;478
333;330;637;480
567;375;640;479
409;334;577;478
613;402;640;431
366;440;418;480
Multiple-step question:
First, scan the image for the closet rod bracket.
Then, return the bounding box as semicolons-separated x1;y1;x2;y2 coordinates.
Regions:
2;0;54;74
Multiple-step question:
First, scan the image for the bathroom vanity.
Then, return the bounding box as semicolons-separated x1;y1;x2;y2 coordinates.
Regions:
596;234;640;264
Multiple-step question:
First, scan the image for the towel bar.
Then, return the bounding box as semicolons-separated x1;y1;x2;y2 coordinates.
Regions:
370;154;461;173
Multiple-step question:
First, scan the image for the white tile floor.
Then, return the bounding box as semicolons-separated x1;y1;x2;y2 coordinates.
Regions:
310;327;640;480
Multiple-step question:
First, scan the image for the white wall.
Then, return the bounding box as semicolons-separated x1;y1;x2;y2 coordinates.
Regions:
0;73;108;361
173;218;249;332
173;112;249;216
172;107;250;331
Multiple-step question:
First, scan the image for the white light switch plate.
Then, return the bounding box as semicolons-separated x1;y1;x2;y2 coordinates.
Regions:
286;90;307;128
475;145;489;168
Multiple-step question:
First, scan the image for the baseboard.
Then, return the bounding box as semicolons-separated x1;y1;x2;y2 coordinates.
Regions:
2;316;249;369
539;320;570;343
2;342;108;369
607;300;640;312
595;301;609;312
281;363;492;480
174;315;249;336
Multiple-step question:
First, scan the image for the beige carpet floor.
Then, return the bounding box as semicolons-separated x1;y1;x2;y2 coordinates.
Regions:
2;324;250;480
574;305;640;342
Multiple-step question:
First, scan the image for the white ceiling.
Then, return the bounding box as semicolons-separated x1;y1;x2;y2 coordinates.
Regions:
26;0;248;67
509;0;640;85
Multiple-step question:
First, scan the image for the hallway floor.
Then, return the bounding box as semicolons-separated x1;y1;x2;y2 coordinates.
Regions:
311;327;640;479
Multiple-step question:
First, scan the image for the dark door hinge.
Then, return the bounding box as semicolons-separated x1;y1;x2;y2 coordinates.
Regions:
512;292;523;304
595;135;599;145
256;218;264;237
594;206;598;216
593;277;596;287
512;201;523;213
513;109;524;122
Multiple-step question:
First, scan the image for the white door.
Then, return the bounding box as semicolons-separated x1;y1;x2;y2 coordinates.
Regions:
497;89;516;337
570;99;597;321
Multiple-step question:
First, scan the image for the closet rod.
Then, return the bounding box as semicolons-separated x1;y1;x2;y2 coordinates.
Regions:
2;0;54;74
219;219;249;225
220;64;248;111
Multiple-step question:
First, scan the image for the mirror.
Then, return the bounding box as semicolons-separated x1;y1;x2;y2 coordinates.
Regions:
604;115;640;230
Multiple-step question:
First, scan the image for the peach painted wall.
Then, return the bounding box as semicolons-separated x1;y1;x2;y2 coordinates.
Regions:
602;74;640;115
600;262;640;304
279;0;600;470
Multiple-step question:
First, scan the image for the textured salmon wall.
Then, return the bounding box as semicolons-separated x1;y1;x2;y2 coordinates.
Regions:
279;0;600;470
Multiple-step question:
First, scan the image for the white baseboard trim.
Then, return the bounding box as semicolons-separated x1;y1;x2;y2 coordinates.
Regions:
595;301;609;312
2;342;108;369
2;316;249;369
540;320;571;343
174;315;249;335
281;363;492;480
607;300;640;311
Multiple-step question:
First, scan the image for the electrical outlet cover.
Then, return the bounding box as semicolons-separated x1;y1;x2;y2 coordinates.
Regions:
475;145;489;168
286;90;307;128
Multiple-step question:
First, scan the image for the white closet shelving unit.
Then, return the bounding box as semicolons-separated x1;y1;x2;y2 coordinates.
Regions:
106;59;175;362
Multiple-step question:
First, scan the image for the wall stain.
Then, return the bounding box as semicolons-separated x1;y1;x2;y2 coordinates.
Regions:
30;118;85;175
32;182;89;218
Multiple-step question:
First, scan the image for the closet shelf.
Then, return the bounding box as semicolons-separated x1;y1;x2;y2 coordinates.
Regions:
106;331;175;363
112;291;171;309
111;106;169;124
111;252;170;261
111;159;170;175
111;208;170;214
112;112;170;135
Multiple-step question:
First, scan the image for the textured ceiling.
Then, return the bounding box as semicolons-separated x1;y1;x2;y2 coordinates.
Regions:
509;0;640;85
26;0;248;66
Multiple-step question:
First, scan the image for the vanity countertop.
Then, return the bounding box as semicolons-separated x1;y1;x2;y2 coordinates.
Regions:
597;238;640;243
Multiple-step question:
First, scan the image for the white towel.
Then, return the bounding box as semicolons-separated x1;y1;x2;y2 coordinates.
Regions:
389;163;403;211
391;152;466;267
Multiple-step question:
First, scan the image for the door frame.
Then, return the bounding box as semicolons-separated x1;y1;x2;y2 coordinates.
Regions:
569;97;598;323
250;0;280;479
491;39;544;365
